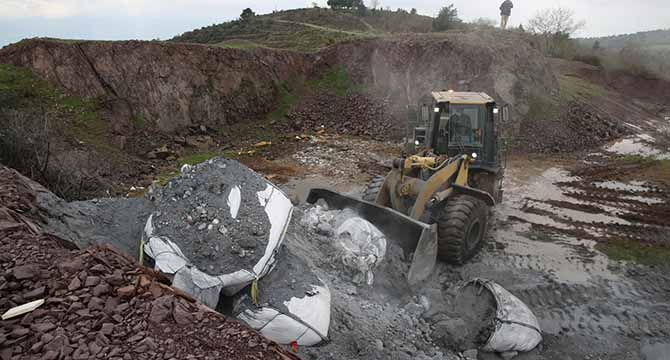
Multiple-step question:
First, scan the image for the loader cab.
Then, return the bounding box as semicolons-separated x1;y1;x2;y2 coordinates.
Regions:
415;91;507;172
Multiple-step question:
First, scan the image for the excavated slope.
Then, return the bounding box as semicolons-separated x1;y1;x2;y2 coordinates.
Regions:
0;39;311;133
317;31;558;127
0;32;557;136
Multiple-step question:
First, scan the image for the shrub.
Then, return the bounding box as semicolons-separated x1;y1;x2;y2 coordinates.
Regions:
432;4;462;31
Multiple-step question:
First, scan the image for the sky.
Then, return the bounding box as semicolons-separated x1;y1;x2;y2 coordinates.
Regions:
1;0;668;47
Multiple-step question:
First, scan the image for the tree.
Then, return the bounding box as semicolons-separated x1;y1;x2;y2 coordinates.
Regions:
432;4;462;31
592;40;601;50
328;0;364;10
239;8;255;22
527;7;585;57
527;7;585;36
410;8;417;15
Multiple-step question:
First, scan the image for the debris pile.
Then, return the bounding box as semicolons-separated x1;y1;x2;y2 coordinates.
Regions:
520;101;629;153
285;92;402;140
301;205;387;285
291;136;394;179
0;165;301;360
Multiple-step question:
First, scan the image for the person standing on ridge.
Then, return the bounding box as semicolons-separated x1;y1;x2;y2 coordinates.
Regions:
499;0;513;30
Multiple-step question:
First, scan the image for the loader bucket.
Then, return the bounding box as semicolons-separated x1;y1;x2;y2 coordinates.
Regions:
306;188;438;285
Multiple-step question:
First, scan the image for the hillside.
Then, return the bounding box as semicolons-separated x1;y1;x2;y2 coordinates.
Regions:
579;29;670;49
171;7;433;52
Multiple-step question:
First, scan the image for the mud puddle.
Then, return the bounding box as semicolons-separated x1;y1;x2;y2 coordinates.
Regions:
606;134;670;160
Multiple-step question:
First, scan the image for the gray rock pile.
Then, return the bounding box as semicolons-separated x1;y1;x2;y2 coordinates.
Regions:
148;158;272;275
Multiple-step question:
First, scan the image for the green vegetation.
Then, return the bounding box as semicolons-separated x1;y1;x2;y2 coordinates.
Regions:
432;4;463;31
558;74;609;101
597;241;670;267
177;151;220;167
170;7;433;52
132;113;146;129
526;229;556;242
267;82;299;120
308;65;357;96
0;64;55;107
0;63;110;152
154;171;180;186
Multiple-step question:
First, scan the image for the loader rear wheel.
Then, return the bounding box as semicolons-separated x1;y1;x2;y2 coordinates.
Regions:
434;195;488;265
362;176;385;203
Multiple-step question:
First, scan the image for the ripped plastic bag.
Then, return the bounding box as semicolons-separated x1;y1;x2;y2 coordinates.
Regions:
465;279;543;353
235;248;330;346
335;217;387;285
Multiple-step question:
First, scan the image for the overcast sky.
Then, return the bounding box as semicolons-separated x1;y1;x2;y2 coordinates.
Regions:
1;0;668;47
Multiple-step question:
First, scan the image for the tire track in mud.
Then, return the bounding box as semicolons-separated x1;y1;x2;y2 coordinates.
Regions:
479;157;670;356
476;250;670;340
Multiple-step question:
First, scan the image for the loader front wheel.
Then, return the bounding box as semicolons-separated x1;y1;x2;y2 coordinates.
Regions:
362;175;385;203
434;195;488;265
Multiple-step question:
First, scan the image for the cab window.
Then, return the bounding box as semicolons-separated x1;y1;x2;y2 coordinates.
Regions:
448;104;484;147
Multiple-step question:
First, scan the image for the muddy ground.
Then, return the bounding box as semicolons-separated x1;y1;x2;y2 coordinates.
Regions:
259;128;670;359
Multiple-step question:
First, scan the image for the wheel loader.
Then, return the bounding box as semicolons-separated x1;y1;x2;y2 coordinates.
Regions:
307;91;508;285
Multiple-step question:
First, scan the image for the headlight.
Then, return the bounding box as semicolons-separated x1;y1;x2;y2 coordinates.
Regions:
471;152;478;159
493;108;499;114
434;107;440;113
415;140;420;146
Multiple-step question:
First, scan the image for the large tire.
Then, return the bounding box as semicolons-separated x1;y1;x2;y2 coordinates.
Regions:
362;175;385;202
433;195;489;265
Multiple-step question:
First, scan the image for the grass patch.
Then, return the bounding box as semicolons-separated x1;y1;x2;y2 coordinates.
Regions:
177;151;220;167
215;39;267;50
266;81;299;121
525;228;556;242
154;171;180;186
132;113;146;129
309;65;356;97
597;241;670;267
0;64;55;107
558;74;609;101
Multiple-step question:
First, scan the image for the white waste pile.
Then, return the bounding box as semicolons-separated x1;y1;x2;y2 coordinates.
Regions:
140;159;294;307
301;205;387;285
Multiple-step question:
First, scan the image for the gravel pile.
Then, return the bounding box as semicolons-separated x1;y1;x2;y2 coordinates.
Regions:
285;91;403;140
519;101;629;153
149;158;272;275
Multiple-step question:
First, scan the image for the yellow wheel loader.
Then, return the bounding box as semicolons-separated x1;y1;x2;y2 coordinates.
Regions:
307;91;508;285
